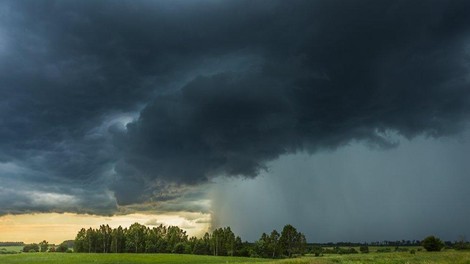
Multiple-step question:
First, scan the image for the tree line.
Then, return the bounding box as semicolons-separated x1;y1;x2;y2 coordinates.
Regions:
73;223;307;258
22;240;71;253
0;242;24;246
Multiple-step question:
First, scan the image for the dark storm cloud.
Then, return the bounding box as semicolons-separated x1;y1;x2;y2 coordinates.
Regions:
116;0;470;185
1;0;470;214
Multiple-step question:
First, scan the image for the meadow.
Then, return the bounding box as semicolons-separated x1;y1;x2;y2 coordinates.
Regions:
0;246;23;253
0;251;469;264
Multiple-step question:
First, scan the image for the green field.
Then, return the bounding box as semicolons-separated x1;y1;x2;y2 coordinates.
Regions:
0;251;470;264
0;246;23;253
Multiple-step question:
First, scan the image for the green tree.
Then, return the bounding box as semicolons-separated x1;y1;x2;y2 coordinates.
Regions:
173;242;186;254
74;228;87;252
193;233;211;255
279;224;307;257
87;227;99;253
56;242;68;252
422;235;444;252
223;227;236;256
254;232;269;257
268;230;280;258
39;240;49;252
144;227;158;253
126;223;146;253
234;237;249;257
110;226;126;253
23;243;39;253
98;224;112;253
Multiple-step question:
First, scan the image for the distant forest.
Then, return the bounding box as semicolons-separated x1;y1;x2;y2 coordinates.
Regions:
0;242;24;246
73;223;306;258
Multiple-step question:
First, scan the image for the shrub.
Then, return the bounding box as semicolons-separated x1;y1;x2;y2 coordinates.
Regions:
311;245;323;257
376;247;391;253
395;247;409;252
337;247;358;255
422;236;444;252
23;244;39;253
56;243;68;252
359;245;369;253
0;248;18;254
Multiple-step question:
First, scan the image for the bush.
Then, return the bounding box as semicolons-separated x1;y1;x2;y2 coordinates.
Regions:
56;243;68;252
311;246;323;257
23;244;39;253
337;247;358;255
0;248;18;254
454;241;470;250
376;247;391;253
359;245;369;253
422;236;444;252
394;247;409;252
377;248;392;253
173;242;185;254
410;249;416;254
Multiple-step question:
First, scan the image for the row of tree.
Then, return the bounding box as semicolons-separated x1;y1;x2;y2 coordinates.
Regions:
73;223;245;256
73;223;307;258
0;242;24;246
23;240;70;253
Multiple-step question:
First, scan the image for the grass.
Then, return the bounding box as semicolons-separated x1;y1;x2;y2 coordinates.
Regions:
0;246;23;253
0;253;272;264
0;251;469;264
300;251;470;264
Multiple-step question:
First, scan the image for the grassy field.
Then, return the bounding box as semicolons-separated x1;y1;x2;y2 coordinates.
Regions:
0;251;469;264
0;246;23;253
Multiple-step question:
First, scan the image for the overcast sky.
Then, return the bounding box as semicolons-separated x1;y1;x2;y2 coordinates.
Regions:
1;0;470;242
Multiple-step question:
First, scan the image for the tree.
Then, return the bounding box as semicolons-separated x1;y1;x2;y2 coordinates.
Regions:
166;226;188;253
39;240;49;252
223;227;236;256
268;230;280;258
23;243;39;253
173;242;186;254
422;235;444;252
254;232;269;258
193;233;211;255
74;228;87;252
126;223;146;253
98;224;112;253
111;226;126;253
279;224;306;257
56;242;69;252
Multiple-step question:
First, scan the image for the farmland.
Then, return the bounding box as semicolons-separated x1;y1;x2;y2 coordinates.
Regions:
0;251;469;264
0;246;23;253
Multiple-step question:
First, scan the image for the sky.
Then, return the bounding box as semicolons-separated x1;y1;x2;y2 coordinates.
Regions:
0;0;470;244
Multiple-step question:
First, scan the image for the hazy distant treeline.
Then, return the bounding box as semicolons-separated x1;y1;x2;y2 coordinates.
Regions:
0;242;24;246
73;223;307;258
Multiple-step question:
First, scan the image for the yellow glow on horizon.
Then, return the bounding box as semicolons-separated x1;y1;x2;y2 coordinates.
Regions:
0;212;210;244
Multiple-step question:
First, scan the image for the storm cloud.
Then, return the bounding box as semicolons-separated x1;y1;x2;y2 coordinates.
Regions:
1;0;470;229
